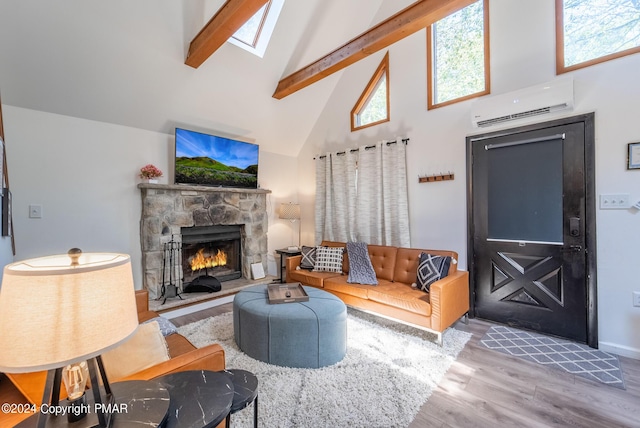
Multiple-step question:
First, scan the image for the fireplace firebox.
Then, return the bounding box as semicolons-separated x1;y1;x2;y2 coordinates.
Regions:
181;225;242;289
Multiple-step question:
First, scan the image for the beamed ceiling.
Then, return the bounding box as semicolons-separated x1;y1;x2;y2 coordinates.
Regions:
0;0;472;156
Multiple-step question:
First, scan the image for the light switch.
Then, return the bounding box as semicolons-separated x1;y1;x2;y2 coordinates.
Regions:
29;204;42;218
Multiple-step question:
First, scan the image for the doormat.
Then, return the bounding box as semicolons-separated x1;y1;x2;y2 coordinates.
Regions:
480;325;625;389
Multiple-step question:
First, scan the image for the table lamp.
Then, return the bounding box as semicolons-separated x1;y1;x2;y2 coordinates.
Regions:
279;202;301;249
0;249;139;428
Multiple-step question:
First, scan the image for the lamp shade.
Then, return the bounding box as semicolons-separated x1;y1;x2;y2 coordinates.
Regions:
0;252;138;373
279;203;300;221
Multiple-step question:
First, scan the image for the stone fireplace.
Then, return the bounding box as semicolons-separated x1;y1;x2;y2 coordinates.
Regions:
139;183;270;299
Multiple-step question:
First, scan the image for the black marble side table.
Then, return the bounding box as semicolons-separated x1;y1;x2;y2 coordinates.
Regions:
15;380;171;427
224;369;259;428
155;370;234;428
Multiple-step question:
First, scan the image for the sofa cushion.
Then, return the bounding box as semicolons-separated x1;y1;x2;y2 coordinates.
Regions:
289;268;342;288
300;245;317;270
314;246;344;273
367;245;398;281
101;321;170;381
324;276;373;300
367;283;432;316
416;252;451;292
346;241;378;285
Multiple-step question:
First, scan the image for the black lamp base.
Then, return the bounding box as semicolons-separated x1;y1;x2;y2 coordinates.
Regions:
35;358;113;428
64;394;87;423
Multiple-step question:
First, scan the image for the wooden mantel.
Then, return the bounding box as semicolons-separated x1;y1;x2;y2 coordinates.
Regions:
138;183;271;195
273;0;476;99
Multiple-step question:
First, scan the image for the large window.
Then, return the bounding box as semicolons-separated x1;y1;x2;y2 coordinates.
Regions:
427;0;490;109
351;52;390;132
556;0;640;73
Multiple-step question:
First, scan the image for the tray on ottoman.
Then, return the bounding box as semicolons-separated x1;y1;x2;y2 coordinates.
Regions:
267;283;309;304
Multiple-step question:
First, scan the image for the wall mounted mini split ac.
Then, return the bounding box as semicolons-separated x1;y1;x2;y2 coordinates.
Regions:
471;77;574;128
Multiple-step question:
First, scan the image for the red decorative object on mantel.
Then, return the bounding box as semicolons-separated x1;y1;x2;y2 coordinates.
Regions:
139;164;163;180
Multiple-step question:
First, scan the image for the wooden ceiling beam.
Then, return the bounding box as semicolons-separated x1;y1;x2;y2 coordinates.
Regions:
186;0;270;68
273;0;476;99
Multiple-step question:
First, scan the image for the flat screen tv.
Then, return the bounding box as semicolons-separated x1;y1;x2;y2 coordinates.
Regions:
175;128;259;188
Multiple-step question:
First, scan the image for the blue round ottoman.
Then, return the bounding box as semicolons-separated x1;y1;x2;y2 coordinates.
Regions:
233;284;347;368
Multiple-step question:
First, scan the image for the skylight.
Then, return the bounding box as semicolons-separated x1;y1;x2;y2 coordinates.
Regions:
228;0;284;58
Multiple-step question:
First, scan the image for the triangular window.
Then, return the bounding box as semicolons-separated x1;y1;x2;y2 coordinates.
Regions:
351;52;390;131
228;0;285;58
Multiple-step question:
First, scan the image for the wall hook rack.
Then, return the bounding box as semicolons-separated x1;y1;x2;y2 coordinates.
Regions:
418;172;454;183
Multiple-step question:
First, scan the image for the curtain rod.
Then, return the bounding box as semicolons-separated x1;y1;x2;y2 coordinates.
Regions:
314;138;409;160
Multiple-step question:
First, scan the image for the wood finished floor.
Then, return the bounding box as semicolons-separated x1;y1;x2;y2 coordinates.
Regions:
2;306;638;427
172;305;640;428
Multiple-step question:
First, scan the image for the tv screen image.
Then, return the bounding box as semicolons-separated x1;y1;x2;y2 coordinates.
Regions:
175;128;259;188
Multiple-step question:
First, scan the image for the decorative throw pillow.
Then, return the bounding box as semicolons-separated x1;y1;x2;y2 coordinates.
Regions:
346;241;378;285
101;321;170;381
300;246;317;270
142;316;178;336
416;252;451;292
313;246;344;273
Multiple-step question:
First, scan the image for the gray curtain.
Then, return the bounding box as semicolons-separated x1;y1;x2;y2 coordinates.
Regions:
314;151;357;244
355;141;410;247
315;140;410;247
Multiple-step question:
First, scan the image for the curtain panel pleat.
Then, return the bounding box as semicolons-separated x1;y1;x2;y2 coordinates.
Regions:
355;144;383;244
380;141;410;247
314;156;327;245
314;152;357;244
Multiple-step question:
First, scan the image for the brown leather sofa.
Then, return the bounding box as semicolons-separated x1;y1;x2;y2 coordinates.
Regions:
286;241;469;345
6;289;225;405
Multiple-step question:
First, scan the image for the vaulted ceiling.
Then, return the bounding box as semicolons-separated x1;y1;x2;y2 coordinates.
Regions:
0;0;464;156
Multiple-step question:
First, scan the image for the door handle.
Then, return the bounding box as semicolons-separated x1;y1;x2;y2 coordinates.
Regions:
569;217;580;237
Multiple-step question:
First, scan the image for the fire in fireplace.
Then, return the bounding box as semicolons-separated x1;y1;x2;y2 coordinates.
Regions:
189;248;228;271
181;225;242;292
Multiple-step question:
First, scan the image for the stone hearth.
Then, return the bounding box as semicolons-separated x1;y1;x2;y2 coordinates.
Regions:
139;183;270;299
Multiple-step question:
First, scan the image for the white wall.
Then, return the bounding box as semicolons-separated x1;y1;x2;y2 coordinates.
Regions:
298;0;640;357
3;106;298;288
258;151;300;275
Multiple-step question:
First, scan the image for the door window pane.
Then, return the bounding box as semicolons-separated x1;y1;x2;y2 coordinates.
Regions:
487;138;563;243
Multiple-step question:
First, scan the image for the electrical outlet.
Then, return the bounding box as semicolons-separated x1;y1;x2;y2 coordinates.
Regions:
634;291;640;307
599;194;630;209
29;204;42;219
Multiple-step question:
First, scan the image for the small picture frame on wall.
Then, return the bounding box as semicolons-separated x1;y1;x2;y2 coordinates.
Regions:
628;142;640;170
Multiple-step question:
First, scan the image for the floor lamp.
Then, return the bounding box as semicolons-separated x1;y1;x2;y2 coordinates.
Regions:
279;202;301;249
0;249;142;427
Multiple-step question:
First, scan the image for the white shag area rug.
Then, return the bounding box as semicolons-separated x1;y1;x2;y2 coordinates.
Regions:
177;309;471;428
